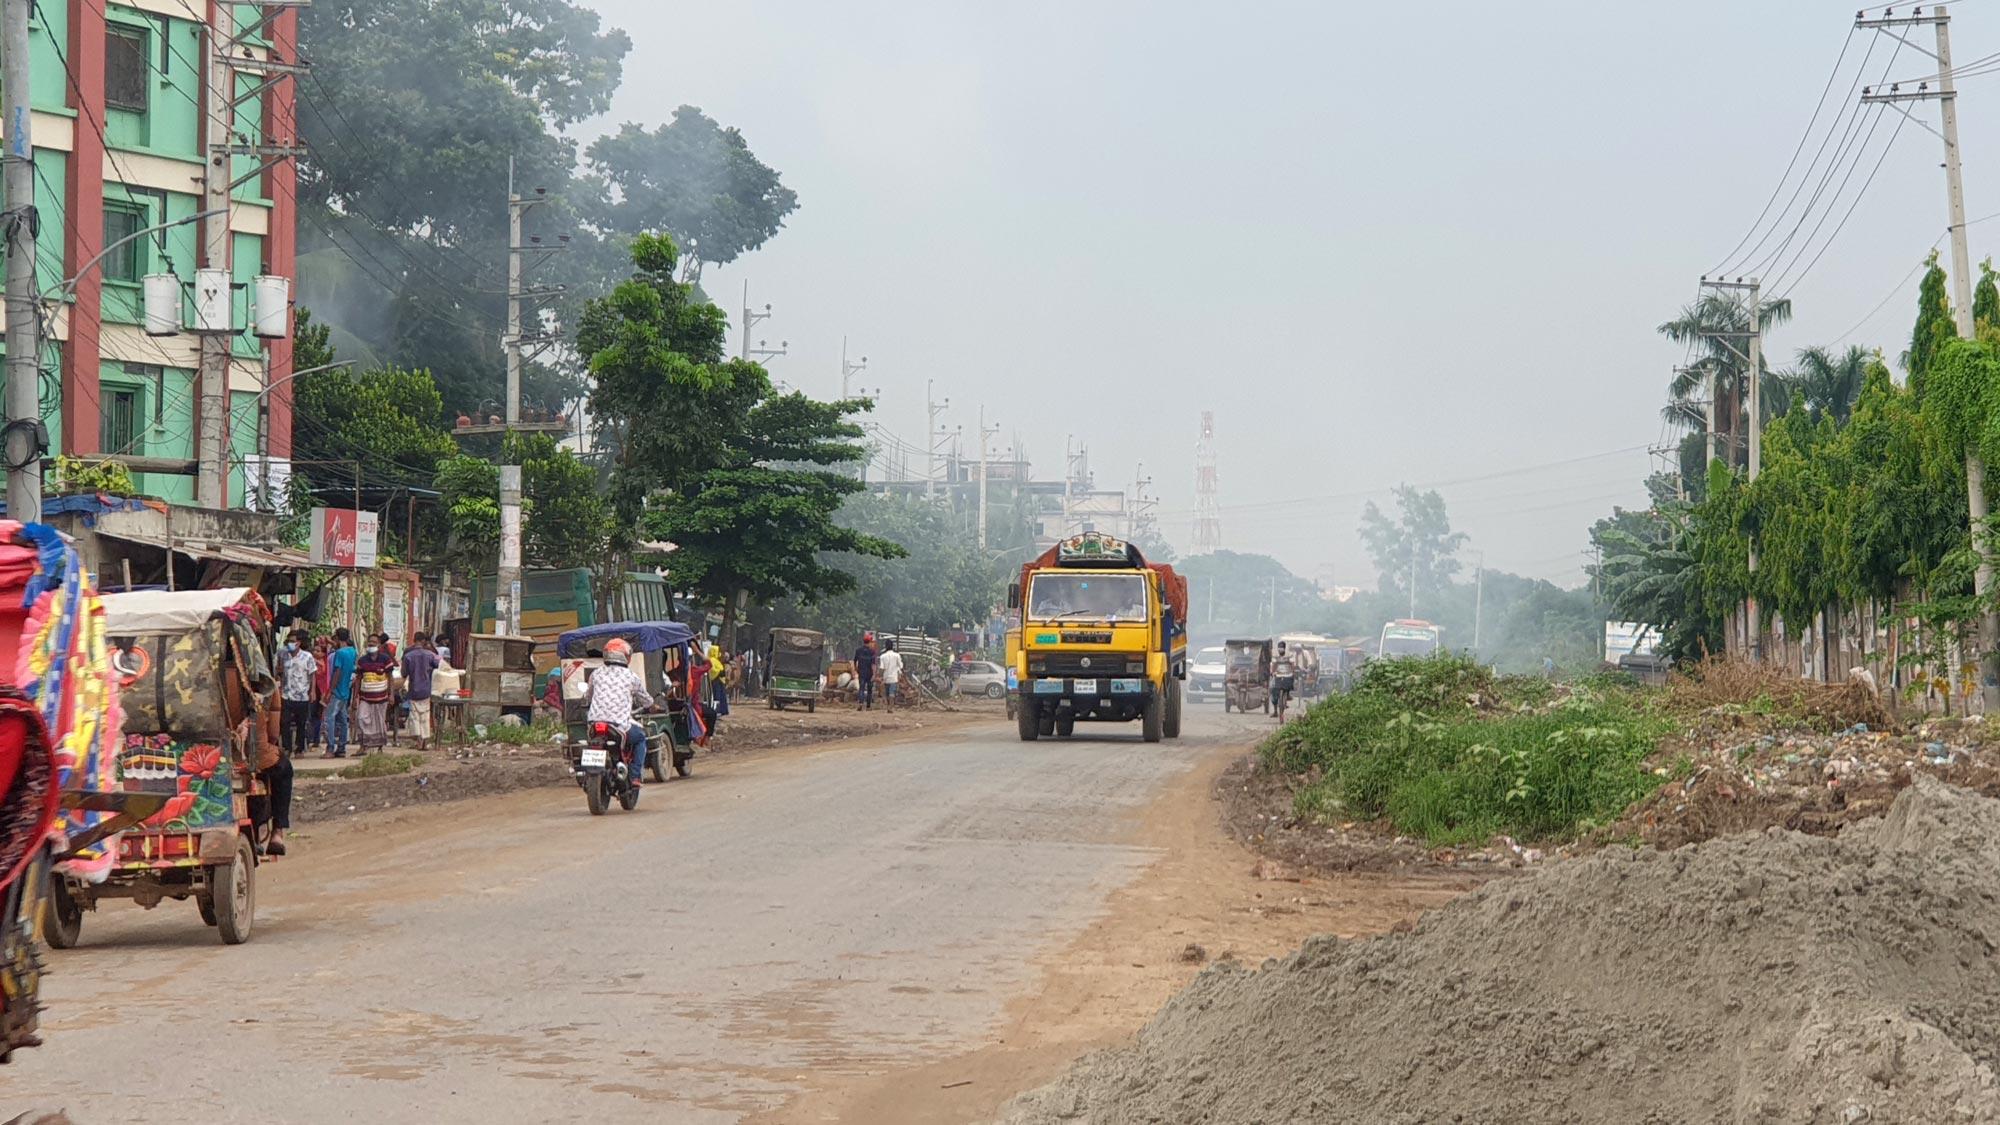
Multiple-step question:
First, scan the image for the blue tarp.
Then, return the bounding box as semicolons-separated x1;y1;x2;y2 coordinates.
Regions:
557;620;696;657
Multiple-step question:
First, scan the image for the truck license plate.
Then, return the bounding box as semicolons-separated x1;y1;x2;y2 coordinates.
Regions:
580;748;607;767
1073;679;1100;695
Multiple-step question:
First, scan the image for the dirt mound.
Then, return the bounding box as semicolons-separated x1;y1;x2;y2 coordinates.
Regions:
1000;777;2000;1125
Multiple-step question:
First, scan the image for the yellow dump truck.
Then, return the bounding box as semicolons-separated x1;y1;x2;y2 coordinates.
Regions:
1008;533;1189;742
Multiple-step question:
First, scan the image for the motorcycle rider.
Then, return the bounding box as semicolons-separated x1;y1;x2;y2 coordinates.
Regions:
585;638;653;788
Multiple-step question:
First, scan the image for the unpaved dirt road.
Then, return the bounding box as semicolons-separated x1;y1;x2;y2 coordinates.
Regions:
6;704;1461;1123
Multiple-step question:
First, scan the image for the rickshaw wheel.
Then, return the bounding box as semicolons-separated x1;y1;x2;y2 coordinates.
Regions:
648;750;667;784
768;698;780;711
212;836;255;945
673;752;693;778
807;699;816;714
43;876;82;950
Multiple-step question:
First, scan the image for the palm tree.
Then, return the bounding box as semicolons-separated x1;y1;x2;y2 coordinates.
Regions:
1658;292;1794;474
1781;344;1869;427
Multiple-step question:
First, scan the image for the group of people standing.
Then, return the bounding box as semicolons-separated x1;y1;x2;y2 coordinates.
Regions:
273;628;446;759
848;632;906;712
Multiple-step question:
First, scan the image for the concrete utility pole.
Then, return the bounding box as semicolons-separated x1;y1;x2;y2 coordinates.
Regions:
1697;275;1763;657
1860;4;1996;707
1473;552;1485;653
2;0;39;520
497;161;566;634
976;407;999;550
194;2;237;511
739;282;788;365
925;380;949;499
840;337;867;399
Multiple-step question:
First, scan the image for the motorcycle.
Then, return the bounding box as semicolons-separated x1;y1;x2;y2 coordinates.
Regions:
569;720;642;815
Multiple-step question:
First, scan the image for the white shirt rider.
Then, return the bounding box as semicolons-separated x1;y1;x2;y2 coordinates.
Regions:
586;662;653;728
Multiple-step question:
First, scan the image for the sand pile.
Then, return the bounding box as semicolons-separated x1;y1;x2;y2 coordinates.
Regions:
1002;778;2000;1124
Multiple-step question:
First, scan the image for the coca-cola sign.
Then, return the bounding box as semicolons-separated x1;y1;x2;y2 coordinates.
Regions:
308;507;379;568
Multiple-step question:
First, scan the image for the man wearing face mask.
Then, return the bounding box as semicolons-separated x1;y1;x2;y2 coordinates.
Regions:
277;629;316;757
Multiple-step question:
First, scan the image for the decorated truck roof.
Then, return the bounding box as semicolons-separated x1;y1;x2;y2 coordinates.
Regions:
1020;533;1189;625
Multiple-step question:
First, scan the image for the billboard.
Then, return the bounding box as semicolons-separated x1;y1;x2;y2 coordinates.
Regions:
308;507;379;568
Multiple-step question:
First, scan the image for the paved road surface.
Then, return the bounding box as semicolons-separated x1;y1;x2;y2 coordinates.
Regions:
8;704;1264;1122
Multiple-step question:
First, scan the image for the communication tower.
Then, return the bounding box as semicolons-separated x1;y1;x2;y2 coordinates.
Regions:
1193;411;1221;552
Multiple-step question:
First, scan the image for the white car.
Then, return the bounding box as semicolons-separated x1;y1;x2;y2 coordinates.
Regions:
1187;646;1226;701
954;660;1009;699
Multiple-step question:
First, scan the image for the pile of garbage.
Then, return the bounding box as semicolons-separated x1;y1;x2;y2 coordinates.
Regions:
1001;778;2000;1124
1596;708;2000;851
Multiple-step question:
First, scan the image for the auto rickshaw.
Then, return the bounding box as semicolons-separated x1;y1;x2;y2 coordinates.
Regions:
46;588;274;947
1223;638;1273;714
765;627;825;713
557;621;700;782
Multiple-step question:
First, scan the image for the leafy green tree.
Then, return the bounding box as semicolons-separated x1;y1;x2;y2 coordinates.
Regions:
584;107;800;268
1975;257;2000;334
776;492;1000;638
1359;486;1468;613
644;394;905;640
290;364;458;500
1908;250;1955;397
1780;344;1869;427
433;433;606;575
1659;292;1793;482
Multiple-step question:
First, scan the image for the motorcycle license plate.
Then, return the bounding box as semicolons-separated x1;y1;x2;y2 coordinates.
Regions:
580;748;607;767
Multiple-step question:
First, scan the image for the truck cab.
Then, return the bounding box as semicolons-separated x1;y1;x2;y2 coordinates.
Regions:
1009;533;1187;743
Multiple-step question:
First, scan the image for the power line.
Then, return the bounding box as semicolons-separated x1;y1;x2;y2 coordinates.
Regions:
1770;102;1911;298
1711;25;1859;277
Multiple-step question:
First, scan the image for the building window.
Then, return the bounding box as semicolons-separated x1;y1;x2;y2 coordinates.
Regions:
102;386;141;455
102;204;144;283
106;27;149;113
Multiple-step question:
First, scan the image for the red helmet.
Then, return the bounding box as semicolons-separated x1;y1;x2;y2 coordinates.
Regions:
603;638;632;666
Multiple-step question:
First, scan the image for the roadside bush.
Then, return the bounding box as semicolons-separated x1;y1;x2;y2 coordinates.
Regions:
1263;661;1671;846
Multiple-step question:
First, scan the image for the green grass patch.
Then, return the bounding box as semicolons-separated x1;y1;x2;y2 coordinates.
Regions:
337;753;424;779
478;717;564;745
1261;653;1671;846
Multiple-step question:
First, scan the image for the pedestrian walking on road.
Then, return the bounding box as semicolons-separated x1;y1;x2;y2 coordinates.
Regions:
354;638;395;753
277;629;316;757
401;632;441;752
308;635;331;751
878;640;904;712
853;633;878;711
324;629;357;758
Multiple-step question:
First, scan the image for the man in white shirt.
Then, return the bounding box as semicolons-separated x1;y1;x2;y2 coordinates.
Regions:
585;638;654;785
878;640;905;712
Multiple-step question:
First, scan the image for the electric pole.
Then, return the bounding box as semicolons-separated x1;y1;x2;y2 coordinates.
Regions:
841;337;867;399
2;0;39;520
976;407;999;550
739;282;788;364
926;380;949;499
498;161;566;636
1860;4;1996;706
195;3;237;510
1473;552;1484;653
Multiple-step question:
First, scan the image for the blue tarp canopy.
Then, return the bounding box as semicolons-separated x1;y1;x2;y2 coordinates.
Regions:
557;620;696;658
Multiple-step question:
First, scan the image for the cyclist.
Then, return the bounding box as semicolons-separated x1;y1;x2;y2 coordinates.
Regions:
1270;641;1298;721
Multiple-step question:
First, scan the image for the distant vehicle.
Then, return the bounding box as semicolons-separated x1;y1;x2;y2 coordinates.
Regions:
1188;646;1227;701
955;660;1008;699
1378;619;1443;658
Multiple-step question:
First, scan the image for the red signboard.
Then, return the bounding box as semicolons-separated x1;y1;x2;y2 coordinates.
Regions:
308;507;379;568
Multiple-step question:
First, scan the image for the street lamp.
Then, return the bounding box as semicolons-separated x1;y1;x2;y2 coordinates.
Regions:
252;360;354;511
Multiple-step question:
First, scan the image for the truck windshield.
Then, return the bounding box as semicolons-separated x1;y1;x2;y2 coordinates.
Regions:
1380;631;1440;657
1027;573;1148;622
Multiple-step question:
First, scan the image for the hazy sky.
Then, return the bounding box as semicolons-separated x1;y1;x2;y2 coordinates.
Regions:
579;0;1988;588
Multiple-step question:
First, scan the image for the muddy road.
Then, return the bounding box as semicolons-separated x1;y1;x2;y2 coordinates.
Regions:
7;703;1457;1123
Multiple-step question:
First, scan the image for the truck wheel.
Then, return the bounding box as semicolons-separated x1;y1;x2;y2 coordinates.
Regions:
212;836;256;945
1017;702;1040;741
1056;714;1075;738
1141;694;1164;743
44;874;82;950
1164;682;1182;739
